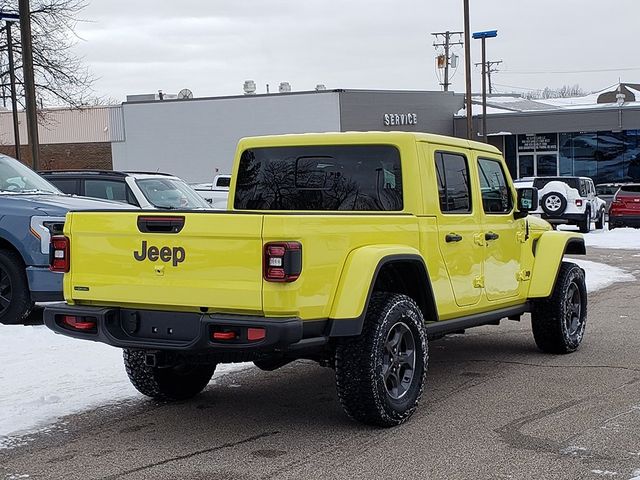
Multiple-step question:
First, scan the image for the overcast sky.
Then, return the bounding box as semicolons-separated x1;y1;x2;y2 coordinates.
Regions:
73;0;637;101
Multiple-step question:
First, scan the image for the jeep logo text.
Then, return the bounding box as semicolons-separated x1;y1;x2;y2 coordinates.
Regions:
133;241;185;267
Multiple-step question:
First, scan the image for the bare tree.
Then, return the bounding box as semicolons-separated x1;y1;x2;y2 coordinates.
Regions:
523;84;587;100
0;0;95;107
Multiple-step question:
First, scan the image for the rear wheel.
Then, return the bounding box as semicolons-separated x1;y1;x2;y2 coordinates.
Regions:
335;292;428;427
578;209;591;233
0;249;33;325
123;349;216;400
531;262;587;354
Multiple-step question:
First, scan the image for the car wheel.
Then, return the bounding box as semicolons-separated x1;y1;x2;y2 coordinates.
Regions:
531;262;587;354
123;349;216;400
0;249;34;325
595;209;605;230
334;292;428;427
578;209;591;233
541;192;567;216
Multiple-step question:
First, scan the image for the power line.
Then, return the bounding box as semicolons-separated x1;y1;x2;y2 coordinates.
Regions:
501;66;640;75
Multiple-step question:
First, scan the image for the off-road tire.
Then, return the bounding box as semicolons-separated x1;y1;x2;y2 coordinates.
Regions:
541;192;567;216
335;292;428;427
578;209;591;233
531;262;587;354
123;349;216;400
595;209;605;230
0;249;33;325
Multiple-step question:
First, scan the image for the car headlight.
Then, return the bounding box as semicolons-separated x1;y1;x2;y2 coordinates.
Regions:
30;216;65;255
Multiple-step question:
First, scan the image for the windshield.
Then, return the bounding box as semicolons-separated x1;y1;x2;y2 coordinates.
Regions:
0;155;61;194
135;177;210;209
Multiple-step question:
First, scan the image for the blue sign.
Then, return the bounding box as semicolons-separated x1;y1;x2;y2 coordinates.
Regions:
472;30;498;39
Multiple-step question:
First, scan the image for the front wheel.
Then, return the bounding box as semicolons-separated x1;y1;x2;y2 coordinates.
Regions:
595;209;605;230
0;249;33;325
123;349;216;400
335;292;428;427
531;262;587;354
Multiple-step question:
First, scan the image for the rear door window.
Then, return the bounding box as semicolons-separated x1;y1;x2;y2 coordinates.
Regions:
234;145;403;211
434;152;472;213
85;179;128;203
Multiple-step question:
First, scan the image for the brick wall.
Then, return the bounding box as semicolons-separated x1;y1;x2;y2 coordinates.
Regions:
0;142;113;171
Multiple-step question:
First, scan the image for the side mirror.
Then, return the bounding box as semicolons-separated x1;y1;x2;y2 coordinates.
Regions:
514;187;538;219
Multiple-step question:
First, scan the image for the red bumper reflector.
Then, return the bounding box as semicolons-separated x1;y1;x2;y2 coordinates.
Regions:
212;331;236;341
247;327;266;341
62;315;96;331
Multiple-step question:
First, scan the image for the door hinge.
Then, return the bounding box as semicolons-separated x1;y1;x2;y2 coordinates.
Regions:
473;232;486;247
517;269;532;281
516;230;527;243
473;276;485;288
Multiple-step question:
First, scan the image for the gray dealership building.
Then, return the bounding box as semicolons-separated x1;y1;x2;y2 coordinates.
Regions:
112;83;640;185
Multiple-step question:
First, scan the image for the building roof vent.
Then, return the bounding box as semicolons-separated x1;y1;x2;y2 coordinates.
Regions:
315;84;327;91
279;82;292;93
243;80;257;95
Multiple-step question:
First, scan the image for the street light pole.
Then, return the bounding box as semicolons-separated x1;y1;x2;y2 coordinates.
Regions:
18;0;39;170
463;0;473;139
472;30;498;144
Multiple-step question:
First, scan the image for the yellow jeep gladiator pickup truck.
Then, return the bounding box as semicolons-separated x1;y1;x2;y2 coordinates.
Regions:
44;132;587;427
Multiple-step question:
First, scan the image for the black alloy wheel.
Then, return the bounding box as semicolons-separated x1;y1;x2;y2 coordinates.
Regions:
564;281;584;341
0;266;12;316
382;322;416;400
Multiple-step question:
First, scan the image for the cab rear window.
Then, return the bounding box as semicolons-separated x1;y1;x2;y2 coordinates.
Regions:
234;145;403;211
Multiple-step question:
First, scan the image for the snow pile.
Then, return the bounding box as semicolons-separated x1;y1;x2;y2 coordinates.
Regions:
584;227;640;250
570;258;635;293
0;326;249;444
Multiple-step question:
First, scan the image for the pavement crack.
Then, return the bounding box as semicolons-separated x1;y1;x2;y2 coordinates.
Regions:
100;430;279;480
435;359;640;373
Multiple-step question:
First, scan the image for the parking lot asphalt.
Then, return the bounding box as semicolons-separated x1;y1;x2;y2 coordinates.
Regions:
1;247;639;480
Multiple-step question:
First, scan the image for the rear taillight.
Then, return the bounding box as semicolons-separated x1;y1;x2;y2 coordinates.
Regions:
263;241;302;282
575;199;583;207
60;315;97;332
50;235;70;273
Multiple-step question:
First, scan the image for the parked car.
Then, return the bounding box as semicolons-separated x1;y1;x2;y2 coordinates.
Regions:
595;183;624;213
518;176;606;233
609;184;640;229
190;174;231;209
40;170;211;210
0;155;134;325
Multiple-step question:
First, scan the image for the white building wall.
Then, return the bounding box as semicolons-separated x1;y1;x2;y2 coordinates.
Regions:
0;106;120;145
111;92;341;183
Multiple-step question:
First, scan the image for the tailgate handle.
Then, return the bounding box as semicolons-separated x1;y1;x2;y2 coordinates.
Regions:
137;216;185;234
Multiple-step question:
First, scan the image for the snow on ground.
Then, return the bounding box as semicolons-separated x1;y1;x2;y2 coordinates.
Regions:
583;227;640;250
0;326;249;445
570;258;635;293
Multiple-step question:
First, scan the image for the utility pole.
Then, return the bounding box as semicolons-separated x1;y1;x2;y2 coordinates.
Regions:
431;30;463;92
18;0;39;170
475;60;502;94
463;0;473;139
472;30;498;144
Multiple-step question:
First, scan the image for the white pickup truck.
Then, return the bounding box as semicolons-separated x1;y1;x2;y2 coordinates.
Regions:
190;174;230;209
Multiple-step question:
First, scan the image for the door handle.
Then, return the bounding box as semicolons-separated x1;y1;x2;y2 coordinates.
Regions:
485;232;499;241
445;233;463;243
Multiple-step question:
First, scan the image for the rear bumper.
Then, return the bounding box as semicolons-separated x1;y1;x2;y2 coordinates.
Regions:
609;215;640;227
539;212;585;224
44;303;327;354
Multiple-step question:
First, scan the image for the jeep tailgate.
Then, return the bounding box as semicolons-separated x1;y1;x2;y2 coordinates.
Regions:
64;211;264;313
